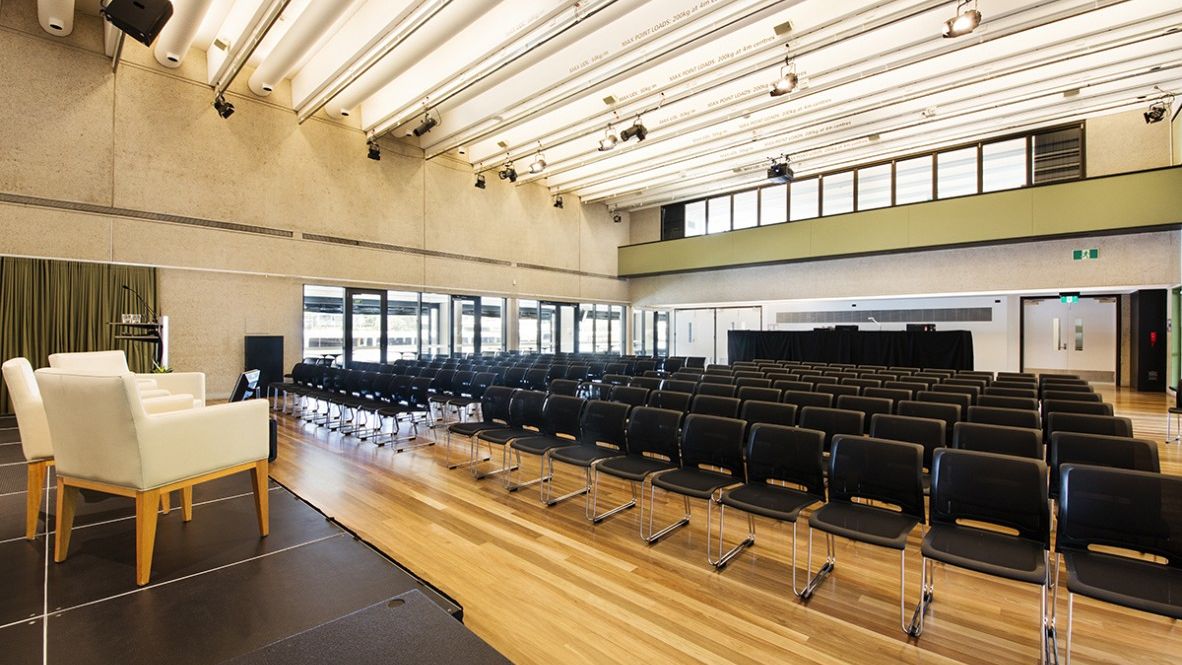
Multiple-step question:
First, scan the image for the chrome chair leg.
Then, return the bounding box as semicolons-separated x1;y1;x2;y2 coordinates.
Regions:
542;457;591;507
799;528;834;600
706;496;754;569
907;555;935;637
587;472;636;523
641;479;690;544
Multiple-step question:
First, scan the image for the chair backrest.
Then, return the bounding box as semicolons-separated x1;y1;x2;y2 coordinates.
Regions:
1041;399;1113;418
977;395;1038;411
524;368;549;390
869;413;945;470
798;406;864;451
1057;465;1182;567
782;390;832;410
841;378;881;389
863;387;911;404
503;367;527;387
2;358;54;461
630;376;663;391
540;395;585;438
985;386;1038;399
896;400;960;445
967;405;1041;430
578;400;630;449
1043;389;1101;403
35;369;145;487
648;390;692;412
738;400;797;428
1046;413;1133;440
929;449;1049;547
884;380;927;393
547;379;580;396
565;365;590;381
696;383;737;397
734;377;773;389
952;422;1044;459
625;407;683;462
1048;432;1159;499
690;394;741;418
610;386;650;407
773;380;813;393
835;395;893;434
828;435;925;522
480;386;516;424
602;373;629;386
744;424;826;499
508;390;548;429
814;384;859;399
680;414;745;474
737;386;781;403
917;390;971;414
663;379;698;394
46;350;130;373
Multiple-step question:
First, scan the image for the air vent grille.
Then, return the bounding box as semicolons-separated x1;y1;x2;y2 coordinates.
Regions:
776;307;993;324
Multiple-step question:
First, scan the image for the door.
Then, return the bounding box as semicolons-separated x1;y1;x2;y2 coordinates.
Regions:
1022;296;1118;382
674;309;717;362
558;303;577;353
539;302;557;353
344;289;386;367
714;307;762;365
451;296;479;356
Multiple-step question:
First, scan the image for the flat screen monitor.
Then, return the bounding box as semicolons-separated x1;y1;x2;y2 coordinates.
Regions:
230;369;261;402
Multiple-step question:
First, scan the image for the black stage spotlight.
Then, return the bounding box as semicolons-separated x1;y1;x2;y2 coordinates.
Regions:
766;156;793;183
619;117;647;142
942;0;981;38
1144;99;1170;124
367;140;381;161
769;56;798;97
413;113;437;137
498;162;517;183
474;173;486;189
212;94;234;119
553;195;564;209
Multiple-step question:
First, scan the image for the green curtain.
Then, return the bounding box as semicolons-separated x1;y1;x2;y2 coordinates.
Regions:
0;256;157;413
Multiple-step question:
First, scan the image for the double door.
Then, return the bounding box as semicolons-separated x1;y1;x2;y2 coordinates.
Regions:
1021;296;1117;382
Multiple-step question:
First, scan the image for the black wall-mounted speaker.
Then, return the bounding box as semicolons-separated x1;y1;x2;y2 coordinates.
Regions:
102;0;174;47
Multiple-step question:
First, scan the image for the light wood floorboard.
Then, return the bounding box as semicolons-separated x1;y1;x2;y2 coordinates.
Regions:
269;386;1182;664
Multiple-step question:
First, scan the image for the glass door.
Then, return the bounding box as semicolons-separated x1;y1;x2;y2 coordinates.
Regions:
452;295;479;357
558;303;577;353
344;289;386;367
539;302;558;353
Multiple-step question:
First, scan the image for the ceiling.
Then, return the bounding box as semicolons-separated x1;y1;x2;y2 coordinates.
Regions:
73;0;1182;210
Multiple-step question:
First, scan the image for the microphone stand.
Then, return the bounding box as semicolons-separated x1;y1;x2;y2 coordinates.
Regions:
122;285;159;322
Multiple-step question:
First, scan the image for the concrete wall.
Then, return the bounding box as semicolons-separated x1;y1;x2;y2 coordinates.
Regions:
0;3;628;394
1086;108;1174;177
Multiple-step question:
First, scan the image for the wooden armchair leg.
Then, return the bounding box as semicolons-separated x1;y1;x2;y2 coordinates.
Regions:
26;460;50;541
250;460;270;538
135;489;162;586
54;478;80;563
160;491;171;514
181;486;193;522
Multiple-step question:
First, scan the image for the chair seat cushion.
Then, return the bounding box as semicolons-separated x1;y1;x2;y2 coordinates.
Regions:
376;403;410;416
652;468;737;499
549;444;623;467
477;428;534;445
809;502;918;550
596;455;677;481
721;484;821;522
510;435;576;455
921;524;1047;585
448;421;502;437
1064;551;1182;619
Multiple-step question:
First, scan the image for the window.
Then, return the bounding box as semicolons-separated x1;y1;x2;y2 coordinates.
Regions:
386;291;419;359
518;299;539;352
609;305;625;352
895;155;933;204
982;138;1026;192
420;293;450;357
579;303;596;353
632;310;646;354
481;297;505;354
822;171;853;215
789;178;818;220
1032;127;1081;184
857;164;891;210
732;190;758;230
707;196;731;234
302;285;344;360
685;201;706;236
759;184;787;225
655;311;670;356
937;147;977;198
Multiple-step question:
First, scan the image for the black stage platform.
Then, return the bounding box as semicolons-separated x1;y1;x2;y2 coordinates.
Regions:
0;417;505;664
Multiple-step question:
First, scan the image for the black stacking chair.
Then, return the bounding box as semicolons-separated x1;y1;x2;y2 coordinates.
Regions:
968;405;1041;430
978;395;1039;411
887;380;930;392
592;407;683;524
897;400;960;445
841;378;882;391
544;400;631;510
631;376;663;391
473;390;547;481
648;390;692;412
697;383;738;397
690;394;741;418
864;387;911;405
503;367;527;388
1046;413;1133;440
835;395;893;434
913;449;1052;659
1048;432;1159;501
443;385;514;469
711;424;825;579
737;386;781;403
647;415;746;544
797;407;863;453
1042;399;1113;418
870;414;945;485
522;368;548;391
663;357;686;374
699;374;734;385
605;362;628;376
815;384;859;400
943;378;986;391
507;395;585;493
445;371;496;420
782;391;833;413
953;422;1044;459
602;373;630;386
1056;466;1182;662
565;365;590;381
810;375;838;386
547;379;580;396
735;377;773;389
773;380;813;393
1043;390;1101;403
663;379;697;394
804;435;925;631
738;400;797;429
634;360;657;374
610;386;650;408
986;386;1039;399
917;389;970;412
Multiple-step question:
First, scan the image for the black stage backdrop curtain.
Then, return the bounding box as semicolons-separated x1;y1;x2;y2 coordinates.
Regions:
728;330;974;370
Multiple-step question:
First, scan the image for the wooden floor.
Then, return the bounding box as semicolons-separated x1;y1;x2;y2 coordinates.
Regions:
270;386;1182;664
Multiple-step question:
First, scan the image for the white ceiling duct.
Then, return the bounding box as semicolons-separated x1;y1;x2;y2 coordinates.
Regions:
154;0;216;68
248;0;358;96
324;1;492;118
37;0;75;36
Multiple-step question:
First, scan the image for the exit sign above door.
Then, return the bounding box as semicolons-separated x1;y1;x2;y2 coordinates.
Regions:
1072;248;1099;260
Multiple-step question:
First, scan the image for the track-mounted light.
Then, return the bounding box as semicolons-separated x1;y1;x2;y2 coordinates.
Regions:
529;152;547;175
942;1;981;38
619;117;647;142
1144;88;1175;124
212;94;235;119
553;195;564;209
766;155;793;183
598;125;619;152
367;140;381;161
474;173;486;189
498;162;518;183
413;112;438;137
769;56;798;97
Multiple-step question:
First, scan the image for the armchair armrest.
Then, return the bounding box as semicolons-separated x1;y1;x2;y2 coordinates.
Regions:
143;394;196;415
138;372;205;406
137;399;268;489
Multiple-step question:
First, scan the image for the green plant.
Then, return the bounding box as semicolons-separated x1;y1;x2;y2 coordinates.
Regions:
150;363;173;374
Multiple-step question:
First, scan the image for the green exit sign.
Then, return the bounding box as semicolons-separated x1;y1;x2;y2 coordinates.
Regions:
1072;248;1099;260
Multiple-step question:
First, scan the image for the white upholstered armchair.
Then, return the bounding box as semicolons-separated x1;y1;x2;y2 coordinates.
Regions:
47;350;206;407
36;368;270;585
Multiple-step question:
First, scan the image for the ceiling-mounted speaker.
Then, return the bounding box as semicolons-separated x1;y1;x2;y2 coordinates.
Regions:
101;0;174;47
